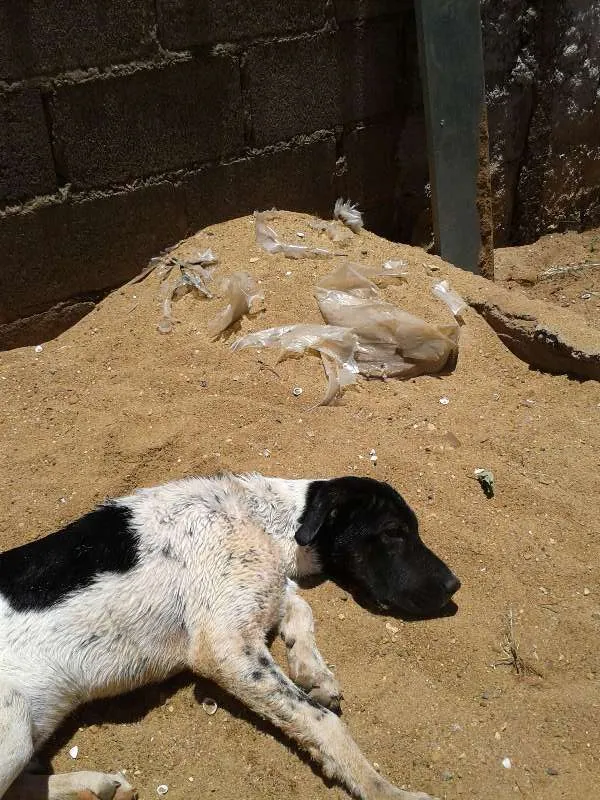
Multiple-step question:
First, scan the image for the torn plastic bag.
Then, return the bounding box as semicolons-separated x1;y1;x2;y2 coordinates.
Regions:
334;198;363;233
432;279;468;317
232;324;359;406
315;288;459;378
157;274;188;334
187;248;218;267
317;262;408;299
208;272;264;338
180;264;215;298
255;217;336;260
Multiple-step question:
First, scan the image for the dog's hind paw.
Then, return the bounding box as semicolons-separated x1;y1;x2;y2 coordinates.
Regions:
47;770;136;800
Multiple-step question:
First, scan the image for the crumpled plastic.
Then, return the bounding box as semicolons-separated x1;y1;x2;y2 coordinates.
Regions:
317;262;408;298
207;272;264;338
307;218;353;245
255;214;336;260
334;198;363;233
432;279;468;317
314;265;459;379
232;324;359;406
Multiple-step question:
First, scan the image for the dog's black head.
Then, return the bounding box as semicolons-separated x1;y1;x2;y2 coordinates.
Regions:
296;476;460;617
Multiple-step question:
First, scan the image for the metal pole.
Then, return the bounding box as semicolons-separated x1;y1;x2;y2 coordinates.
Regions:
414;0;493;276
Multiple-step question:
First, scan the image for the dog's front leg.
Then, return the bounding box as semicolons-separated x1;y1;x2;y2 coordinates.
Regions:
200;637;436;800
279;580;342;711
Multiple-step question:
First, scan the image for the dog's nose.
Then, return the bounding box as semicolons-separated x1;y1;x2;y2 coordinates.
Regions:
443;573;461;596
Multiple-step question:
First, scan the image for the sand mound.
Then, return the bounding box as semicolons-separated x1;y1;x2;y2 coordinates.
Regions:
0;212;598;800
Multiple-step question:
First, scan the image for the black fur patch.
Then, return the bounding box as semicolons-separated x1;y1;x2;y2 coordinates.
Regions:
0;503;139;612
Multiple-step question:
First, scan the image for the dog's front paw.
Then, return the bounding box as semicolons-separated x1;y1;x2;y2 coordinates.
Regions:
306;671;343;713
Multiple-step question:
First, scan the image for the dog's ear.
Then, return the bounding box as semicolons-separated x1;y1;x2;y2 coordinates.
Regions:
295;481;335;546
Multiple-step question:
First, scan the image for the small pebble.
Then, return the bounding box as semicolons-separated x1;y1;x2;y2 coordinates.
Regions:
157;785;169;796
385;621;399;634
338;613;345;620
441;769;454;781
69;746;78;759
546;767;559;776
292;387;303;397
296;231;305;238
502;757;512;769
34;345;43;353
581;292;592;300
583;587;590;596
369;448;378;465
260;449;271;458
439;396;449;405
249;257;260;263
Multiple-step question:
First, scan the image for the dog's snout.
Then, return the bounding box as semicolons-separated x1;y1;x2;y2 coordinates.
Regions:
443;573;461;596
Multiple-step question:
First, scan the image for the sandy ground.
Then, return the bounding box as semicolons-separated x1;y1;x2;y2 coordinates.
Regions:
0;212;599;800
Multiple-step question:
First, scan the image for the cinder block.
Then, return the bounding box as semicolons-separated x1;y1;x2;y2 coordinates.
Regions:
157;0;328;50
0;89;56;205
183;135;338;227
49;58;244;189
0;181;186;324
245;34;340;147
0;0;156;82
334;0;407;23
339;18;400;123
345;122;397;207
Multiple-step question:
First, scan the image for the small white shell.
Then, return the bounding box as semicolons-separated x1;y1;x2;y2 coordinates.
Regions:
202;697;218;715
157;784;169;795
292;387;303;396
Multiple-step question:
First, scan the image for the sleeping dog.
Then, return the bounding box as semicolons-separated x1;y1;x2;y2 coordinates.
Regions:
0;473;460;800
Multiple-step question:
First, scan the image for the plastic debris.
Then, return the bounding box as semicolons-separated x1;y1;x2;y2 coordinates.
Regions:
255;216;336;260
432;280;468;317
233;324;359;406
308;218;353;245
315;284;459;380
201;697;218;715
157;784;169;795
207;272;264;338
69;746;78;759
334;198;364;233
187;248;218;267
317;262;406;299
474;468;495;498
369;448;378;465
382;259;409;274
501;757;512;769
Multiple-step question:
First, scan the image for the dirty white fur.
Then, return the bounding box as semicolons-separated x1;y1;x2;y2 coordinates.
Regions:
0;473;435;800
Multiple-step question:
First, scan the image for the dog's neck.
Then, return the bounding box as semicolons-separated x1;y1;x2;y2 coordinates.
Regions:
231;474;322;579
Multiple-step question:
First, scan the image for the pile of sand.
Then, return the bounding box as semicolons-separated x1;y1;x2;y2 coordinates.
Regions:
0;212;598;800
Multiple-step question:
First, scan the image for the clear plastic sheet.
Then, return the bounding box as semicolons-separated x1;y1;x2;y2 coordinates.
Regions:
232;324;359;406
255;215;336;260
432;279;468;317
207;272;264;338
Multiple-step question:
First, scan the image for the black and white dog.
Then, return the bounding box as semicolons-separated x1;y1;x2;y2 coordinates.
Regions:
0;474;460;800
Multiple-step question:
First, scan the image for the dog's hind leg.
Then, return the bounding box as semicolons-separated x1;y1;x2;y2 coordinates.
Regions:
0;687;135;800
279;580;342;712
0;685;34;798
205;639;436;800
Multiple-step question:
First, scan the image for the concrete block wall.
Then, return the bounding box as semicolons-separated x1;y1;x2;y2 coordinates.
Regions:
1;0;599;347
0;0;407;348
